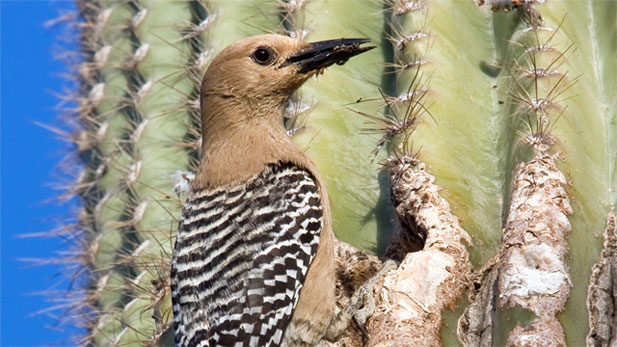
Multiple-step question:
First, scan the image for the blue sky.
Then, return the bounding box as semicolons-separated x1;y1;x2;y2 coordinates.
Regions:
1;1;83;345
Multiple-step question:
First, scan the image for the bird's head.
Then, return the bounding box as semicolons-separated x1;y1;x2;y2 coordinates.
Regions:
200;34;374;134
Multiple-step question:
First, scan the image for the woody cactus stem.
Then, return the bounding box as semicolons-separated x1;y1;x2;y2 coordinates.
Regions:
458;154;573;346
498;154;573;345
367;162;472;346
587;214;617;346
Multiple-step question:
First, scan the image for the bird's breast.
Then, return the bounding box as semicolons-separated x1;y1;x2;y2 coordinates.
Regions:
171;161;325;346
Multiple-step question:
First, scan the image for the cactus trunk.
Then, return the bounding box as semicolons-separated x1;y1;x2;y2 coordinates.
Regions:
56;0;615;345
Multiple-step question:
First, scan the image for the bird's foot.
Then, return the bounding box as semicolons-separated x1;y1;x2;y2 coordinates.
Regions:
347;259;398;340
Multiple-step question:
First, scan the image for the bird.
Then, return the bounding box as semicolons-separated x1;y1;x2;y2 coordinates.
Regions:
170;34;374;347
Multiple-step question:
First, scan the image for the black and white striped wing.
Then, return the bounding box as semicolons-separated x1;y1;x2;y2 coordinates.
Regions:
171;162;323;347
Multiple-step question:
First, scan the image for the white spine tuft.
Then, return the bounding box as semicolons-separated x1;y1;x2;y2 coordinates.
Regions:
172;171;195;196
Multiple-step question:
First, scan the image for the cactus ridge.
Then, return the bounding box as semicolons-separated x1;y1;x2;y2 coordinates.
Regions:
48;0;218;344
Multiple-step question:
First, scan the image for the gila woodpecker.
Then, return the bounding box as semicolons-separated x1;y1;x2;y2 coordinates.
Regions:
171;34;374;346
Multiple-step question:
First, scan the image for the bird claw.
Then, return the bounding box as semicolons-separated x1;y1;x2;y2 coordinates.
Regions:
349;284;373;341
347;259;398;341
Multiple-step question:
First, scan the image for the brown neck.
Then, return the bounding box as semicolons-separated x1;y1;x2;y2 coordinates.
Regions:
194;94;306;189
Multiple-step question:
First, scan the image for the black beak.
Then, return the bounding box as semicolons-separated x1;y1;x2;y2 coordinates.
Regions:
282;38;375;73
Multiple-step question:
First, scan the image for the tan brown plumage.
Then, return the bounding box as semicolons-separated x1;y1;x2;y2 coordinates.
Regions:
170;34;373;346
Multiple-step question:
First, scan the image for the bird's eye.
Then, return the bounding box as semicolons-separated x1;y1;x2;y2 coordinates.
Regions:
251;47;275;65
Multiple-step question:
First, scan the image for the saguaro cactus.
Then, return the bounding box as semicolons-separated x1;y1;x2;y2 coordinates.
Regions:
55;0;615;345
